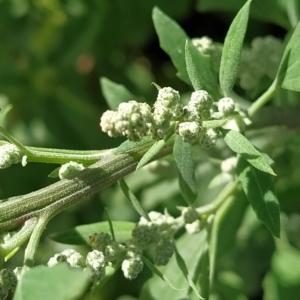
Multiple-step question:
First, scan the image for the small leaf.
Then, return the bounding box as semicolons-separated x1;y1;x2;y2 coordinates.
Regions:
224;130;276;175
185;40;220;99
280;22;300;92
136;139;166;170
13;264;89;300
236;157;280;237
114;136;153;154
100;77;135;110
142;256;182;291
50;221;135;245
119;179;150;221
219;0;252;96
152;7;191;84
48;167;60;178
174;246;204;299
173;136;196;204
202;119;227;128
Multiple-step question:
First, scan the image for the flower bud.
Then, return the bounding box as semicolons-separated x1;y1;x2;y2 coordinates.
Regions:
58;161;85;179
218;97;235;116
0;143;22;169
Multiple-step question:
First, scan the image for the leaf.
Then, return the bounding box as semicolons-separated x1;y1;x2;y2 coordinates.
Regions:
48;167;60;178
185;40;220;99
114;136;153;154
219;0;252;96
50;221;135;245
140;231;207;300
223;129;276;175
152;7;191;84
173;136;196;204
100;77;135;110
136;139;166;170
142;256;182;291
104;208;115;240
202;119;227;128
13;264;89;300
118;179;150;221
174;246;204;299
236;157;280;237
280;22;300;92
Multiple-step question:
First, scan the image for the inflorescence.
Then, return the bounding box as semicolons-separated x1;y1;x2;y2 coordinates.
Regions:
100;87;239;149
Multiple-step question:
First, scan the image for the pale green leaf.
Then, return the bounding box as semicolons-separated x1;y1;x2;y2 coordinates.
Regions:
50;221;135;245
152;7;190;84
119;179;150;221
236;157;280;237
100;77;135;110
219;0;252;96
224;130;276;175
185;40;220;99
13;264;89;300
202;119;227;128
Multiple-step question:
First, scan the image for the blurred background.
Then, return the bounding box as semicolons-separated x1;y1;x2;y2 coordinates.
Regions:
1;0;300;299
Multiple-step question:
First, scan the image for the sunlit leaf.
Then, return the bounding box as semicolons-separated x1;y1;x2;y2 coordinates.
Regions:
50;221;135;245
219;0;251;96
224;130;276;175
152;7;191;84
13;264;89;300
236;157;280;237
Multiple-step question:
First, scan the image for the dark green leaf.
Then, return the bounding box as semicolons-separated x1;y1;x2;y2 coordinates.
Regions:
152;7;191;84
136;139;166;170
224;130;276;175
142;256;181;291
174;245;204;299
280;23;300;92
100;77;135;110
50;221;135;245
219;0;251;96
173;136;196;204
185;40;220;99
236;157;280;237
13;264;89;300
140;231;207;300
119;179;150;221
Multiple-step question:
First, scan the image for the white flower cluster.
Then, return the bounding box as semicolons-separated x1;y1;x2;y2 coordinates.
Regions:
121;248;144;280
152;87;183;139
239;36;283;90
100;87;227;149
100;100;152;141
47;249;85;268
58;161;85;179
85;250;106;283
0;268;17;300
180;207;201;234
0;143;22;169
192;36;222;72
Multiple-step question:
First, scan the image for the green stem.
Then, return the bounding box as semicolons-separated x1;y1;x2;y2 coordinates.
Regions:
247;80;279;118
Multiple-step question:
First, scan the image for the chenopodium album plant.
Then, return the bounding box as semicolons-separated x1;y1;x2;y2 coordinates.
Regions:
1;0;300;299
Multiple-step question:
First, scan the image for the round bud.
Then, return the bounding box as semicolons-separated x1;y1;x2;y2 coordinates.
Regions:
153;237;175;266
178;122;201;144
58;161;85;179
85;250;106;283
218;97;235;116
121;257;143;280
0;143;22;169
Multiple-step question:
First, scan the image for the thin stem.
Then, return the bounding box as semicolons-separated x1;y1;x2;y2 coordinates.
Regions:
196;180;239;216
247;80;279;118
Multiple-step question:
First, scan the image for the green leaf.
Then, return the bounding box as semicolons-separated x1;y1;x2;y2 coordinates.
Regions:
280;22;300;92
202;119;227;128
142;256;182;291
48;167;60;178
197;0;289;29
152;7;191;84
118;179;150;221
236;157;280;237
219;0;252;96
13;264;89;300
173;136;196;204
174;246;204;299
104;208;115;240
50;221;135;245
140;231;207;300
185;40;220;99
136;139;166;170
114;136;153;154
223;130;276;175
100;77;135;110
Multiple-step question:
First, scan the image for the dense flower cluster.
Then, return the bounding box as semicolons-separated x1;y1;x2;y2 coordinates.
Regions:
100;87;240;150
0;143;22;169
